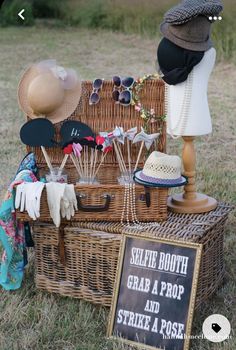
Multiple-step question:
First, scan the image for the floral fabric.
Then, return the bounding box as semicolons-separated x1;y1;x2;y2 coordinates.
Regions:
0;153;38;290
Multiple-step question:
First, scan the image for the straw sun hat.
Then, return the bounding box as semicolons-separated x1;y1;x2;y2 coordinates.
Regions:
18;59;82;124
134;151;187;188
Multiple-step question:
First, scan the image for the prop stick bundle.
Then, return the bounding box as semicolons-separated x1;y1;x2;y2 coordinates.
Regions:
59;143;83;177
60;136;112;183
100;127;127;175
58;121;97;181
125;127;138;173
100;126;159;176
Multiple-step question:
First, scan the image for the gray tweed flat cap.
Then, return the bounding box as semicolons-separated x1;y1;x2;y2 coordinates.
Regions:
164;0;223;25
160;15;213;51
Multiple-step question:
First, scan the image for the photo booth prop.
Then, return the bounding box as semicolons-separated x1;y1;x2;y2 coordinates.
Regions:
20;119;56;148
60;120;94;146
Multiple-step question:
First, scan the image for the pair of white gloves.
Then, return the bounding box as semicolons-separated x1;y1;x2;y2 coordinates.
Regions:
46;183;78;227
15;181;78;227
15;182;45;220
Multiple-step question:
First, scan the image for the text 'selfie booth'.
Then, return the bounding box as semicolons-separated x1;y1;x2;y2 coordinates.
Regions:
0;1;233;349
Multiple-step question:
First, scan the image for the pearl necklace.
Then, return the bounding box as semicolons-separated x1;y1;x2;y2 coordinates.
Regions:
120;175;160;230
165;69;194;139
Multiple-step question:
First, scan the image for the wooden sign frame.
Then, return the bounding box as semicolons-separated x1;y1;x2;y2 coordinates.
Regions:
107;234;202;350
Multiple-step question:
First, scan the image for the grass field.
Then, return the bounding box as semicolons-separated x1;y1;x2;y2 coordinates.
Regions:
0;26;235;350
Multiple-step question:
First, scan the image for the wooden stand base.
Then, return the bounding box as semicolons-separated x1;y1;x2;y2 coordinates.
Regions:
168;136;217;214
168;193;217;214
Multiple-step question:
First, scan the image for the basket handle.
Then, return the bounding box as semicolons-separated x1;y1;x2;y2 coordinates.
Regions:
76;194;111;212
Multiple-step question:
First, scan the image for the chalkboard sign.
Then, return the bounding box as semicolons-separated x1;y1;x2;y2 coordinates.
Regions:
108;234;202;350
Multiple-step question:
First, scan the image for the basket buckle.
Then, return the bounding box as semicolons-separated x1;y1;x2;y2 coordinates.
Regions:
139;187;151;208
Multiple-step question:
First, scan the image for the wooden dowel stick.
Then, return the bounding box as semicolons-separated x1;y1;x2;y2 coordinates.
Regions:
115;141;127;172
59;154;69;173
117;143;127;172
92;148;98;179
78;153;84;177
113;141;126;173
41;146;53;171
75;155;83;176
134;141;144;171
86;146;89;179
93;152;107;180
70;154;83;178
90;148;94;180
127;138;131;174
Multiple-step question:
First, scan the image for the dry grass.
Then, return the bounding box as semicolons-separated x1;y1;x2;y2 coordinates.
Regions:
0;27;235;350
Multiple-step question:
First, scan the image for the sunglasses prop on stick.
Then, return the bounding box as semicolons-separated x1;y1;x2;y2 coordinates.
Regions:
20;118;56;171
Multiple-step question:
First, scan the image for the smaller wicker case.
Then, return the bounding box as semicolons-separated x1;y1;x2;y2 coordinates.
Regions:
32;203;232;308
33;225;120;306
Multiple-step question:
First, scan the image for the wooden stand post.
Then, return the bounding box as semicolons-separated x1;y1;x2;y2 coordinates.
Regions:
168;136;217;213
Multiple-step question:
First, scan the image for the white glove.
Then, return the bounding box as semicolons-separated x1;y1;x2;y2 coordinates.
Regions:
60;193;70;219
15;182;45;220
15;183;27;212
46;183;66;227
25;182;45;220
65;184;77;220
61;184;77;220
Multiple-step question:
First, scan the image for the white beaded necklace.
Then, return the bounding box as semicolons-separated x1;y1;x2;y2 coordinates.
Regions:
165;69;194;139
120;176;160;230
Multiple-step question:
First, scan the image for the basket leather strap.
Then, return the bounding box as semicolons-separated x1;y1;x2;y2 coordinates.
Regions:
144;187;151;207
58;224;66;266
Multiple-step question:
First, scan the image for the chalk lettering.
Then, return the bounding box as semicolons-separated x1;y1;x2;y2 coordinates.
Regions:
144;300;160;314
159;281;185;300
151;280;159;295
130;248;158;268
71;128;80;137
127;275;151;293
151;317;159;333
158;253;189;275
159;319;185;339
116;310;151;331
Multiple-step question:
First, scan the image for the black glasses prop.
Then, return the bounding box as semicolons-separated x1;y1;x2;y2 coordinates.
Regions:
112;76;134;106
89;78;103;105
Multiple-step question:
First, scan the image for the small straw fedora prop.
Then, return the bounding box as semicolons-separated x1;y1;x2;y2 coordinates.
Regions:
134;151;187;188
18;59;82;124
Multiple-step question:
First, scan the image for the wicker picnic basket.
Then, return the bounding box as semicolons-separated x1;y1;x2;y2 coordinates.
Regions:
32;203;232;308
16;79;168;223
